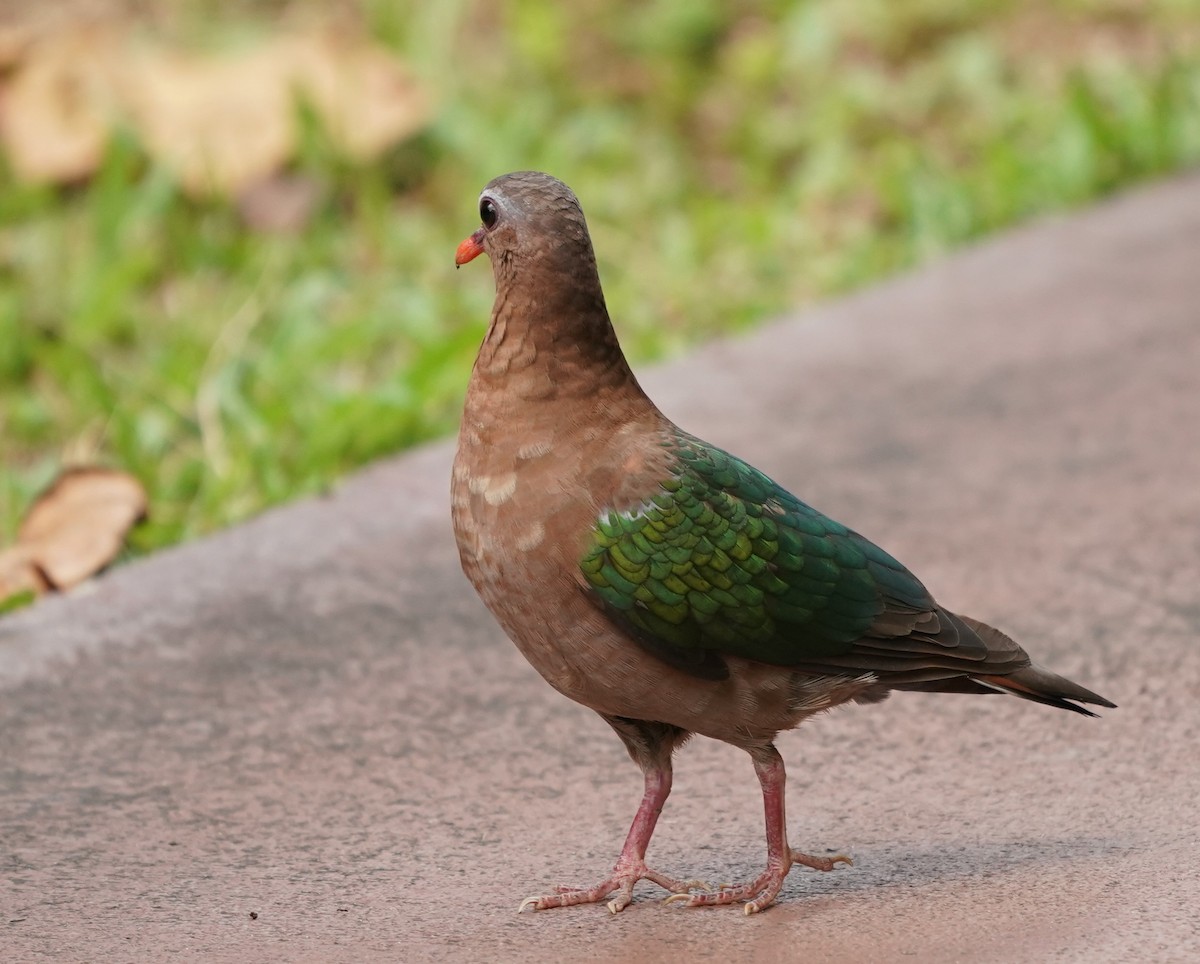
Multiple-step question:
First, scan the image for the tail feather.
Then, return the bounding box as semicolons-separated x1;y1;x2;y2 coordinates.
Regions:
955;613;1116;717
976;665;1116;717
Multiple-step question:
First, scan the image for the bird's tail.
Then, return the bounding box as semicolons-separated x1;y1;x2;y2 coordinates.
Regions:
959;614;1117;717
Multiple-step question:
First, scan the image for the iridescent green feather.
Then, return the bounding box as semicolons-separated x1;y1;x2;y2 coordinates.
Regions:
580;433;933;666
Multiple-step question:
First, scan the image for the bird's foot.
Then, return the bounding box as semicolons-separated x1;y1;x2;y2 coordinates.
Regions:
664;849;851;915
518;857;714;915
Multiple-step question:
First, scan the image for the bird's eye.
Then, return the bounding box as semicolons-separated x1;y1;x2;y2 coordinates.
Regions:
480;198;498;228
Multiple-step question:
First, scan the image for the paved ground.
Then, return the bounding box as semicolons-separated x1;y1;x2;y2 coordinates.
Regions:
3;173;1200;963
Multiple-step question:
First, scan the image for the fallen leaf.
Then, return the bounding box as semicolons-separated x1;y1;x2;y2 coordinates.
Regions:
119;40;298;196
15;467;147;591
0;3;112;70
0;25;124;184
289;30;431;162
0;546;50;602
0;21;35;71
0;20;431;192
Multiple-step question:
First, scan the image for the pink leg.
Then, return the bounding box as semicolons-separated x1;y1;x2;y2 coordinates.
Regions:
519;765;711;914
667;745;850;915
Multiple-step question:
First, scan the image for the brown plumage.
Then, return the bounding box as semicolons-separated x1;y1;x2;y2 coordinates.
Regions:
451;171;1114;915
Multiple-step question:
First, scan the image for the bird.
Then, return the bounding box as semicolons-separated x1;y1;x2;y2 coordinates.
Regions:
451;171;1115;916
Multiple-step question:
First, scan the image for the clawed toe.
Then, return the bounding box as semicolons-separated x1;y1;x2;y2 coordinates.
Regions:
517;861;708;914
665;850;851;913
791;850;852;872
644;871;714;895
664;875;778;912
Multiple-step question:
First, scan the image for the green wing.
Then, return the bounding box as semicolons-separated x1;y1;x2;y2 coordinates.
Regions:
580;434;937;676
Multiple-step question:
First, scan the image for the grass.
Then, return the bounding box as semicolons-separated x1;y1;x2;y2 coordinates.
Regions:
2;0;1200;558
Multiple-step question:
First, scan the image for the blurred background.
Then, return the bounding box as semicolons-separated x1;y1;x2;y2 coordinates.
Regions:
1;0;1198;583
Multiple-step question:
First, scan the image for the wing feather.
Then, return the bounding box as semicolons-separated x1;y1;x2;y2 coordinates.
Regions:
579;434;1024;680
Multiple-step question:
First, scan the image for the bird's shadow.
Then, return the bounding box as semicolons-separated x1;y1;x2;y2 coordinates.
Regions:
643;833;1126;907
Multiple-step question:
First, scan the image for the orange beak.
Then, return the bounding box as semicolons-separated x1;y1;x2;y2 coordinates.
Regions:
455;228;486;267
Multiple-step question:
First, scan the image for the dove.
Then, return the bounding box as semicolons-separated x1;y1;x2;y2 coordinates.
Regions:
451;171;1113;915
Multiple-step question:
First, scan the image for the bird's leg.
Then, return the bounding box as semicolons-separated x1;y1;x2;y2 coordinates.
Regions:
519;763;710;914
519;719;710;914
666;744;850;915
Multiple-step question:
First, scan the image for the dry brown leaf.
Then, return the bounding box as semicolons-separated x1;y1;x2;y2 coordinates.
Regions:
0;25;124;183
289;31;430;162
0;21;35;70
17;467;147;591
0;546;50;602
0;1;122;70
0;20;430;192
119;39;298;196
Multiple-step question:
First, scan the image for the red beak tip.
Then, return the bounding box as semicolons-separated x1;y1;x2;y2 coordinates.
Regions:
455;232;485;266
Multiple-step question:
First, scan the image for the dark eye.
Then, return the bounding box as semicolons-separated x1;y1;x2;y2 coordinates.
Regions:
480;198;498;228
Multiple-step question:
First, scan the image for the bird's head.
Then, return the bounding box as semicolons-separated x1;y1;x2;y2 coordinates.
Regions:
455;171;599;288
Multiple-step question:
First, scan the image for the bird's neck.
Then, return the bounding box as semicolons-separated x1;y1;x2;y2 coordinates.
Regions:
472;263;643;405
457;258;670;512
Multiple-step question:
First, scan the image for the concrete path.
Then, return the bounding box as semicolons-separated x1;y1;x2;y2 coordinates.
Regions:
3;174;1199;963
